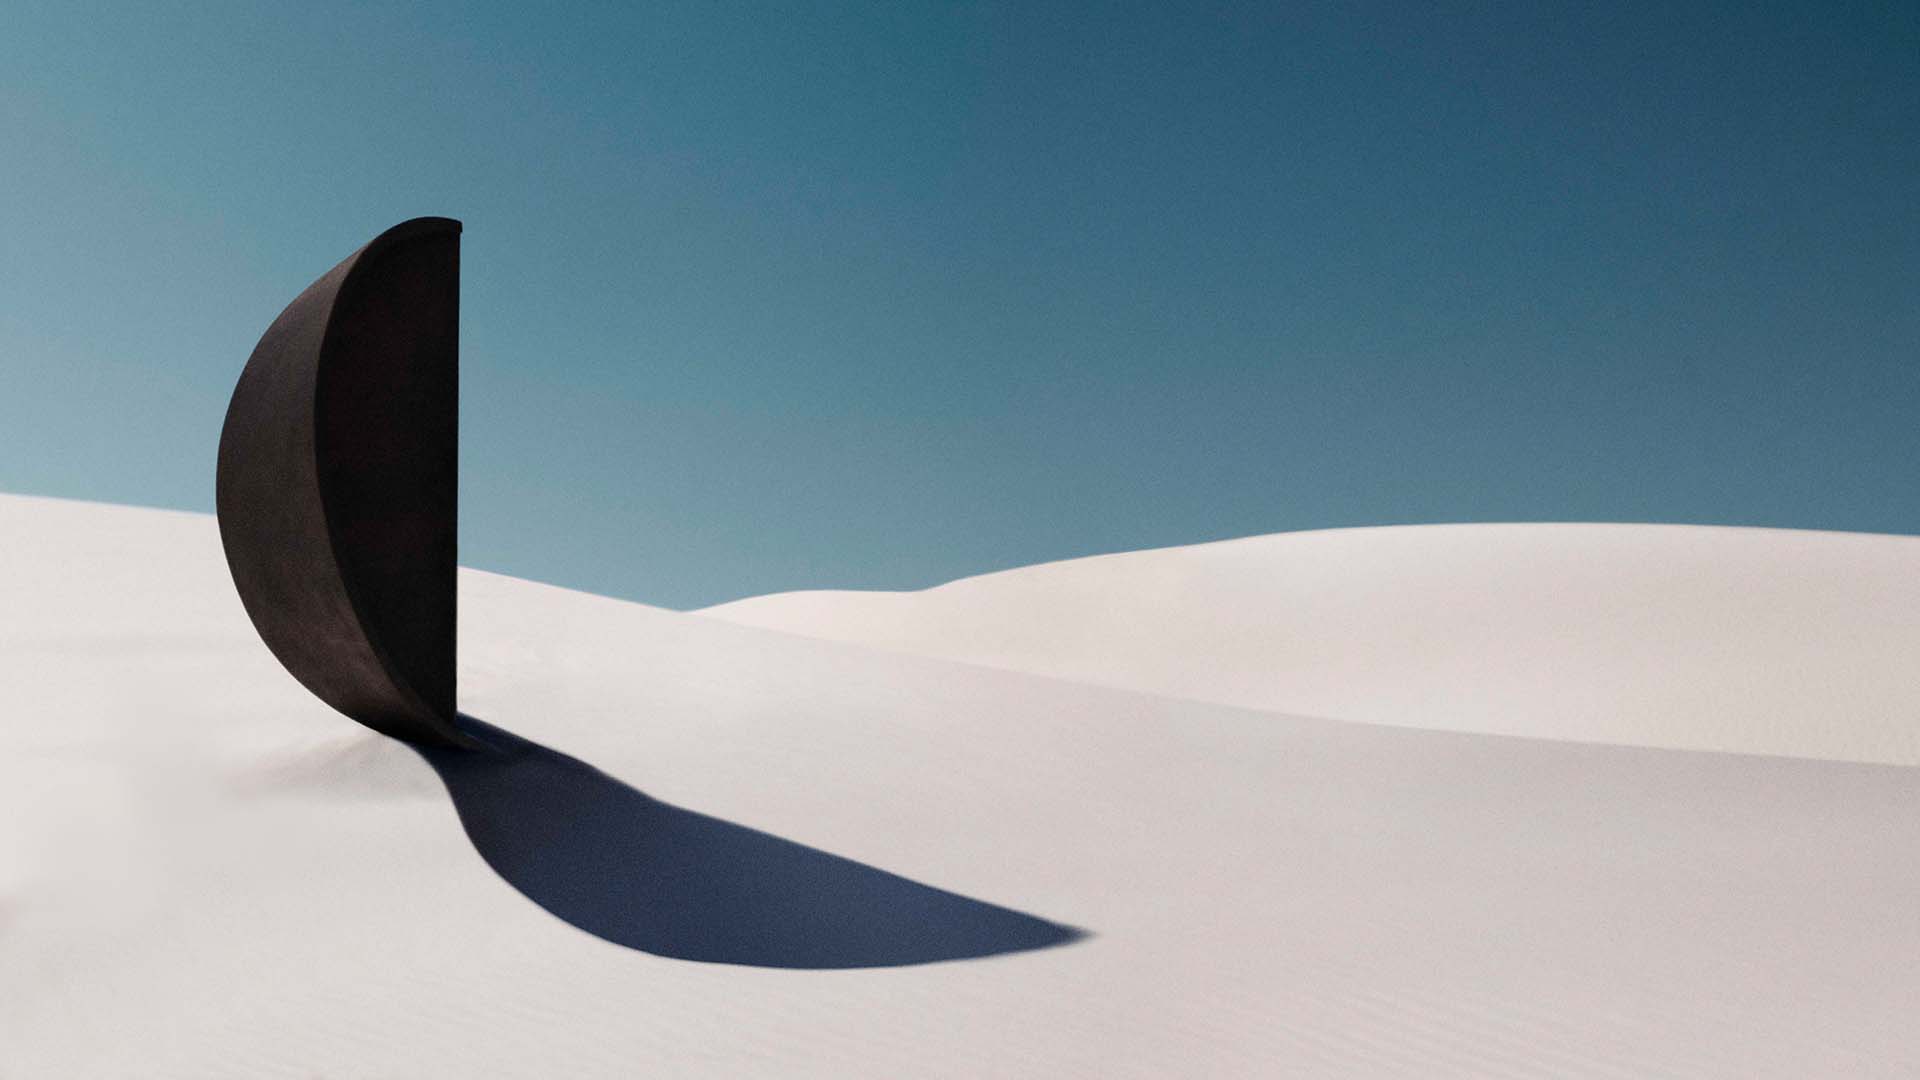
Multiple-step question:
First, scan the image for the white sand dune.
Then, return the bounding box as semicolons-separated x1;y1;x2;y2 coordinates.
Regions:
4;493;1917;1076
704;522;1920;766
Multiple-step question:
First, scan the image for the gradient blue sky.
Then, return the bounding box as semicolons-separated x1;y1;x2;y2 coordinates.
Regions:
2;3;1915;607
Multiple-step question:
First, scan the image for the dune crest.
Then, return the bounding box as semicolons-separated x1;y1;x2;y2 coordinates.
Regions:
705;522;1920;765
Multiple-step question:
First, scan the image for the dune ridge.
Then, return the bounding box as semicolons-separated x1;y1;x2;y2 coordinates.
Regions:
704;522;1920;765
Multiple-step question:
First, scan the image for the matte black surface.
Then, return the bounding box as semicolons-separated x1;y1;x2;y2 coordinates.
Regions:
216;218;464;746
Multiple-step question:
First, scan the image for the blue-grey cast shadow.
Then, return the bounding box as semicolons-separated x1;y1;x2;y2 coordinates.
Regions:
414;716;1086;969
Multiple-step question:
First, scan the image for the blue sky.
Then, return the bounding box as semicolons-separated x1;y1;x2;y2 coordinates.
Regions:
2;2;1915;607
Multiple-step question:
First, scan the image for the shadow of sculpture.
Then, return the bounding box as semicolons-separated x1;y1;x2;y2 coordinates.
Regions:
414;717;1086;969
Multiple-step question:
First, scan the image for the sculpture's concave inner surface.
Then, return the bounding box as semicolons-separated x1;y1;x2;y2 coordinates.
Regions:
317;226;460;725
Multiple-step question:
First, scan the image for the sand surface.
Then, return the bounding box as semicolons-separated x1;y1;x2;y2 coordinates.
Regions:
705;522;1920;766
4;493;1917;1076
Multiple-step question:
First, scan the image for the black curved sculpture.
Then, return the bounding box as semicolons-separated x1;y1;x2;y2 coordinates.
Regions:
216;218;465;747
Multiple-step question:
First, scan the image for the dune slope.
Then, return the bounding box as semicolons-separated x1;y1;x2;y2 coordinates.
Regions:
704;522;1920;765
3;494;1917;1077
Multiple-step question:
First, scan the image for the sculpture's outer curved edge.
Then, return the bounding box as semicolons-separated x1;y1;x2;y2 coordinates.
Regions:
216;217;467;747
